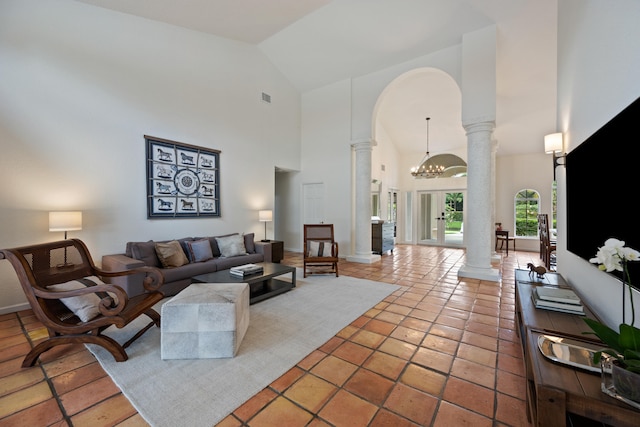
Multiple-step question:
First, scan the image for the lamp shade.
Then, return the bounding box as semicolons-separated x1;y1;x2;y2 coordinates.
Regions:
258;210;273;222
544;132;563;154
49;211;82;232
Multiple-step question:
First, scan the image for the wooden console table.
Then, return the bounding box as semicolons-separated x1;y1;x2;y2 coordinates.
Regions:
514;268;640;426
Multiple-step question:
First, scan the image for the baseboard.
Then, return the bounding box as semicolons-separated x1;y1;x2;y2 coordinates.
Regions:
0;302;30;315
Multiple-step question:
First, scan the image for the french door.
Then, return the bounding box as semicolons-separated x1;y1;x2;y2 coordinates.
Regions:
417;190;465;247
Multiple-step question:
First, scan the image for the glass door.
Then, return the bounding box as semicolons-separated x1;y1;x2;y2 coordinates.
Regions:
417;191;465;247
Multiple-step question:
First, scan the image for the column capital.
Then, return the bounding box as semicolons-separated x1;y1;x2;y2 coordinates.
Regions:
351;139;373;151
463;119;495;135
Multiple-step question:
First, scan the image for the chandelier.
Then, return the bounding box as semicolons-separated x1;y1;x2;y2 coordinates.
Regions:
410;117;445;178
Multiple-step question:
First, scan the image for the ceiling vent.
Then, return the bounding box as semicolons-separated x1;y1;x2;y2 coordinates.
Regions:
261;92;271;103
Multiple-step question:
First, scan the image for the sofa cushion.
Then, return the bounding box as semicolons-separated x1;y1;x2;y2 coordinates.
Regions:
215;234;247;258
155;241;189;268
128;240;161;267
161;259;218;283
49;276;118;322
186;239;214;263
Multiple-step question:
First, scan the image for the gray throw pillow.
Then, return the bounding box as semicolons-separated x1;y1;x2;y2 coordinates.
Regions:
187;239;214;262
244;233;256;254
215;234;247;257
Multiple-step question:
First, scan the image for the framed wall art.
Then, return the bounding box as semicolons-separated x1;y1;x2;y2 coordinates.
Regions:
145;135;220;218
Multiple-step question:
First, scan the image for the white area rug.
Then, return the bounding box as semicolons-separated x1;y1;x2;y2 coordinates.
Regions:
87;270;400;427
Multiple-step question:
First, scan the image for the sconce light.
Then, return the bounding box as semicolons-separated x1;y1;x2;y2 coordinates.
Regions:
258;210;272;242
544;132;566;180
49;211;83;239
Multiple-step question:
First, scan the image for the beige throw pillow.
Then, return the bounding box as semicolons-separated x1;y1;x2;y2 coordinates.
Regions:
155;240;189;268
308;240;332;257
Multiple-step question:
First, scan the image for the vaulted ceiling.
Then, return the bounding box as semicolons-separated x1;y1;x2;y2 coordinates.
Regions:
73;0;558;158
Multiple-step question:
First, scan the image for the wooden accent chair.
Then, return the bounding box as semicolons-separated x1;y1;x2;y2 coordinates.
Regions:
303;224;339;278
538;214;557;270
0;239;165;367
495;229;516;255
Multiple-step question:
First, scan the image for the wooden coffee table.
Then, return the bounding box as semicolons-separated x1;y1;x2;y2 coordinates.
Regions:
191;262;296;304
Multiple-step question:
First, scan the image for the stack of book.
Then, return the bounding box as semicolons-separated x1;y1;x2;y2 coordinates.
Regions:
532;286;585;315
230;264;264;277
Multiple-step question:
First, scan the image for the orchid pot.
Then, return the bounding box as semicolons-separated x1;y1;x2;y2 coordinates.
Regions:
585;238;640;403
612;359;640;402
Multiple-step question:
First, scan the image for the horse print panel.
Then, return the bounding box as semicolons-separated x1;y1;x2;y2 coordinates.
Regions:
145;135;220;218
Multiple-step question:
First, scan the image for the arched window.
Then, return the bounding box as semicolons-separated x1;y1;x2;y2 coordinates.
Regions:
515;189;540;237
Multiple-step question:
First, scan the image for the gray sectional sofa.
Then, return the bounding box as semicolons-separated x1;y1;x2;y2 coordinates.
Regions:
101;233;273;297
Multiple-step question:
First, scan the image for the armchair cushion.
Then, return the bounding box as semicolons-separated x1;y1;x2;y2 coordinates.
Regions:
308;240;333;257
215;234;247;258
186;239;214;263
155;241;189;268
49;276;118;322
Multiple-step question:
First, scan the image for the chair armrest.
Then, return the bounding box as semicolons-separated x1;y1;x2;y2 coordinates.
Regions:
35;282;129;316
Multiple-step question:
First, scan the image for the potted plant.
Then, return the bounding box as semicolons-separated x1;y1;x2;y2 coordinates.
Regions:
585;238;640;402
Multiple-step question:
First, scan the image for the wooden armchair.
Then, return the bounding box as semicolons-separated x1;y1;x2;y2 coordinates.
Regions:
0;239;165;367
303;224;339;278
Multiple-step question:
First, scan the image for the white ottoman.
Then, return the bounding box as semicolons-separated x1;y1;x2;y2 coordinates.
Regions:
161;283;249;359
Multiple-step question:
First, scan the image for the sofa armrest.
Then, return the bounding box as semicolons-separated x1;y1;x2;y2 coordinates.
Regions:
254;242;272;263
101;254;148;297
102;254;146;271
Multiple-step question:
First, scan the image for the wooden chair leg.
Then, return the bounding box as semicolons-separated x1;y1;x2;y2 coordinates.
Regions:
22;334;128;367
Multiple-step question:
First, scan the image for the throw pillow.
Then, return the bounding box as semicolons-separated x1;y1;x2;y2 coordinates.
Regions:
186;239;214;263
49;276;118;323
128;240;161;267
215;234;247;257
244;233;256;254
203;233;238;257
155;240;189;268
308;240;333;257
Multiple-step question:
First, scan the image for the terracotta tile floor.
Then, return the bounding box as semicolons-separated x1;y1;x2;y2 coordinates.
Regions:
0;244;540;426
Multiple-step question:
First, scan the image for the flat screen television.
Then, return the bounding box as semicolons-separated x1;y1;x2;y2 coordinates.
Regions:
566;95;640;290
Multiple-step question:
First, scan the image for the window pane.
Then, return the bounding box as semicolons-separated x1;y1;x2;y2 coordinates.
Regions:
515;189;540;237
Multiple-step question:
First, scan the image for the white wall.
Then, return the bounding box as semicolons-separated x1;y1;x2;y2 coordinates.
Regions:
299;80;352;253
495;153;554;253
557;0;640;327
0;0;301;312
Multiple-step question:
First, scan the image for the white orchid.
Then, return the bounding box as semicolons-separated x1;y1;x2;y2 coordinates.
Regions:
589;238;640;272
585;238;640;373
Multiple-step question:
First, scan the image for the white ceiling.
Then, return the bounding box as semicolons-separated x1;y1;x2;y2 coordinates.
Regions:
73;0;558;157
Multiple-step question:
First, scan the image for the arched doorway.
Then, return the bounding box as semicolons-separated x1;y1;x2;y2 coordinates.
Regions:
371;67;467;247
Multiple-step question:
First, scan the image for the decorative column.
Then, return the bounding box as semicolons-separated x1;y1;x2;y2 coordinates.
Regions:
458;121;500;281
347;140;381;264
491;138;501;263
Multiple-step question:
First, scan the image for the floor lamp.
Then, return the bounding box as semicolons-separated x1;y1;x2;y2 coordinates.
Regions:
259;210;272;242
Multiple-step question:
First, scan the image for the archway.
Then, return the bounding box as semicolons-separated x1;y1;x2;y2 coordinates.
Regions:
371;67;467;246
